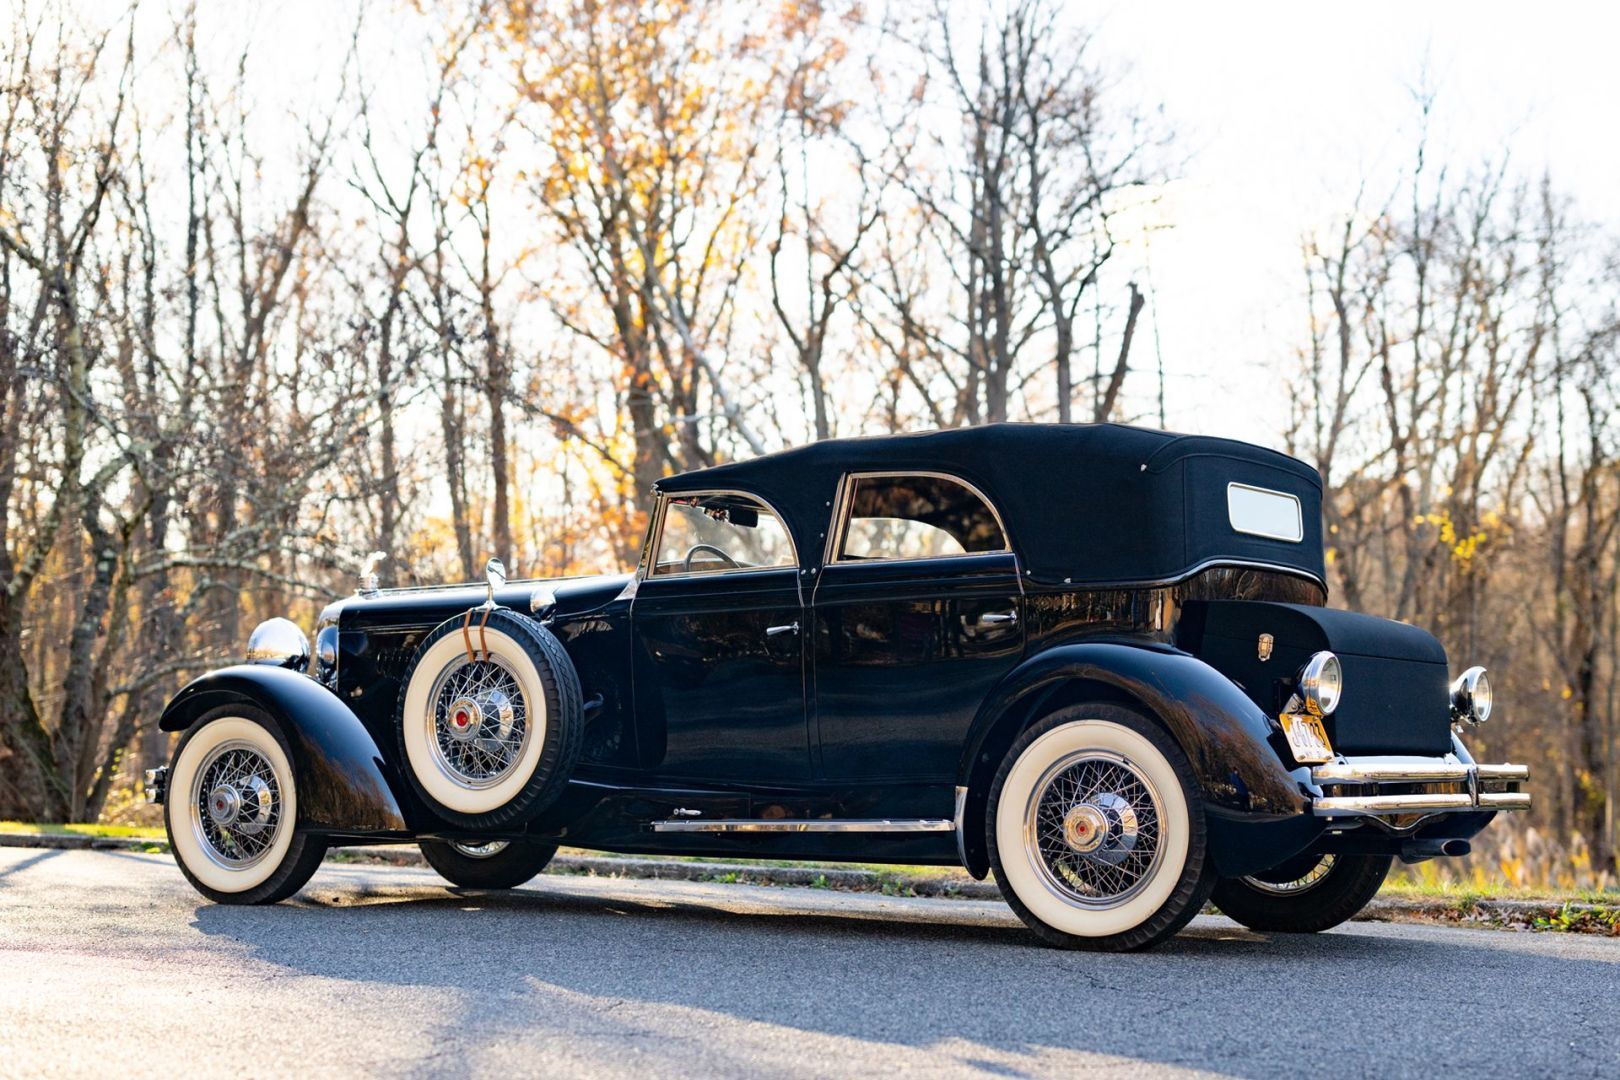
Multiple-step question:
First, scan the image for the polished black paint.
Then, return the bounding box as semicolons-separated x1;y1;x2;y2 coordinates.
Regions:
811;552;1024;781
160;665;408;835
1177;600;1454;755
159;422;1495;881
630;567;810;781
953;639;1314;879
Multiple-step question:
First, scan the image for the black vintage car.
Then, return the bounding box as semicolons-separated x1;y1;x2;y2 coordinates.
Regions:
149;423;1528;950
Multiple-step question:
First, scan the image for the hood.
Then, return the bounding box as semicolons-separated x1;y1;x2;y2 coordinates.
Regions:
321;572;634;632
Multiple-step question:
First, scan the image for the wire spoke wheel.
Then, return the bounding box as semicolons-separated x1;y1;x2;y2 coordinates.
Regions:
1023;749;1166;910
189;739;285;870
1241;854;1337;896
425;654;531;789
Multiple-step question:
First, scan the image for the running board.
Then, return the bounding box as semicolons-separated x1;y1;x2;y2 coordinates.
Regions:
650;818;954;834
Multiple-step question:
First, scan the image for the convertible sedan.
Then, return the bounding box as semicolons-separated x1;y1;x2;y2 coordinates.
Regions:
149;423;1529;950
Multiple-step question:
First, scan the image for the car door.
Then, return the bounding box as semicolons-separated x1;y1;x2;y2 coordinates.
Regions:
630;489;811;783
811;472;1025;782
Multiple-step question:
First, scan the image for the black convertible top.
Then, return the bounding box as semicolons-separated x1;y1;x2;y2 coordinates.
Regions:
657;423;1325;588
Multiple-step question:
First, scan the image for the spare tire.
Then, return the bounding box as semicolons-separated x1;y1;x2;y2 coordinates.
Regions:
394;607;583;829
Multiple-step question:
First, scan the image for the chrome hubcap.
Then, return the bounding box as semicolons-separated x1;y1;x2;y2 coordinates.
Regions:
191;741;283;869
208;785;241;826
451;841;510;859
1025;750;1164;909
427;656;530;788
1061;804;1108;853
443;690;514;745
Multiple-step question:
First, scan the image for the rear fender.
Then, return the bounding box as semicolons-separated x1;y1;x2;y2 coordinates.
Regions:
160;665;407;834
957;641;1315;879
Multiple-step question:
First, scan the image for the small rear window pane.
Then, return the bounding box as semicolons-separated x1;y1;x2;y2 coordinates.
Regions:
1228;483;1303;543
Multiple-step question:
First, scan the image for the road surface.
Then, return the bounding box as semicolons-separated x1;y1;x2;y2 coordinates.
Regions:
1;847;1616;1078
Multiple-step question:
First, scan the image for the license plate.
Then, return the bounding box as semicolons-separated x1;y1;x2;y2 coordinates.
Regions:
1280;712;1334;763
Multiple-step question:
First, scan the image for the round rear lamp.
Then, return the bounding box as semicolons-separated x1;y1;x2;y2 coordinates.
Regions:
1298;651;1343;716
1451;666;1492;724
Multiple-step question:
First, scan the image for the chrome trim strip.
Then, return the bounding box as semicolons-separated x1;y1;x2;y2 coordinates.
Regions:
1314;794;1475;816
1035;558;1329;594
953;785;970;868
1312;758;1530;784
1310;756;1532;818
650;818;955;834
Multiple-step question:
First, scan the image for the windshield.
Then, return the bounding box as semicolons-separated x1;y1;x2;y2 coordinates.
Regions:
651;495;794;576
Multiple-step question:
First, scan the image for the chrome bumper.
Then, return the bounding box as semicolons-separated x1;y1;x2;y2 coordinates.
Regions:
1309;756;1530;818
144;766;168;806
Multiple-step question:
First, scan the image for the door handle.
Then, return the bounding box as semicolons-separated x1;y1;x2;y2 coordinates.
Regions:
975;611;1018;628
765;622;801;637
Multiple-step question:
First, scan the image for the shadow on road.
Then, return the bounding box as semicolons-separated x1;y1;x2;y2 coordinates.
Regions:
188;875;1620;1077
0;848;62;883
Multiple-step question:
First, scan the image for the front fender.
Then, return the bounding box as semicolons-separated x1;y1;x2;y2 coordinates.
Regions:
958;641;1318;879
161;665;407;834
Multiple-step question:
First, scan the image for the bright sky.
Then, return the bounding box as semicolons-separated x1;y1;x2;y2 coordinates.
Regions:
101;0;1620;458
1090;0;1620;449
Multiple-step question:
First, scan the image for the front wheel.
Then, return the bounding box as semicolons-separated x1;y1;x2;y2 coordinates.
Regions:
1212;853;1392;933
419;838;558;889
163;706;327;904
987;704;1213;951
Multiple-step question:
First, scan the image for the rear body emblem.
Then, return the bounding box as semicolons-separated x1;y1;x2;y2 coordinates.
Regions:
1258;633;1274;662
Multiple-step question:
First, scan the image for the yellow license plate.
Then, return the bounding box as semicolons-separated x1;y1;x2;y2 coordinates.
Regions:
1280;712;1334;763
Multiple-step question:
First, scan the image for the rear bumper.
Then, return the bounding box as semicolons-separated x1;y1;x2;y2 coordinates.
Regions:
1309;756;1530;819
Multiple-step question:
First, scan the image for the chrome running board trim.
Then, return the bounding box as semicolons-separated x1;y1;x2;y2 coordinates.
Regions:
650;818;955;834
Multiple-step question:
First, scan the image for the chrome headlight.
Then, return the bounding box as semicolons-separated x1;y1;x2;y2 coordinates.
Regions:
1298;651;1343;715
314;622;340;685
246;617;310;670
1451;666;1492;724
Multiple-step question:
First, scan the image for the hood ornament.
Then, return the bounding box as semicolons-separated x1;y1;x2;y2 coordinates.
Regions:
1257;633;1274;662
484;558;506;608
358;551;387;597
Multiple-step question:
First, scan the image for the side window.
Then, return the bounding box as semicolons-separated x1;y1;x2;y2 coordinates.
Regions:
652;493;794;577
836;474;1007;562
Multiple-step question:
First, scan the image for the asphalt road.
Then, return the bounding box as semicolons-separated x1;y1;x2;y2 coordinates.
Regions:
1;848;1616;1079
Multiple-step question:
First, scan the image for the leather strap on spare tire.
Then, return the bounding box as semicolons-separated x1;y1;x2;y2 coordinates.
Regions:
394;607;584;829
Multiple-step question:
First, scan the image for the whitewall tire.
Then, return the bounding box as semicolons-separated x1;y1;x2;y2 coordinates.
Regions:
163;706;326;904
394;609;583;829
988;704;1212;951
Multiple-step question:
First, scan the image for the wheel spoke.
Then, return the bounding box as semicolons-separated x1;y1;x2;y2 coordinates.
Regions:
1024;750;1167;909
190;738;283;870
427;654;531;788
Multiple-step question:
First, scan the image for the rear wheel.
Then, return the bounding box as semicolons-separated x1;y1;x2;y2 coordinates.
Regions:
1212;853;1392;933
987;704;1213;951
164;706;327;905
419;838;558;889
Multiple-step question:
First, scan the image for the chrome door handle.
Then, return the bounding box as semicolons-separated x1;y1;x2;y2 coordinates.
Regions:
975;611;1018;628
765;622;800;637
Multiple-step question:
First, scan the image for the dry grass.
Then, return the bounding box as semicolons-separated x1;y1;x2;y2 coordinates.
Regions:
1384;823;1617;898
